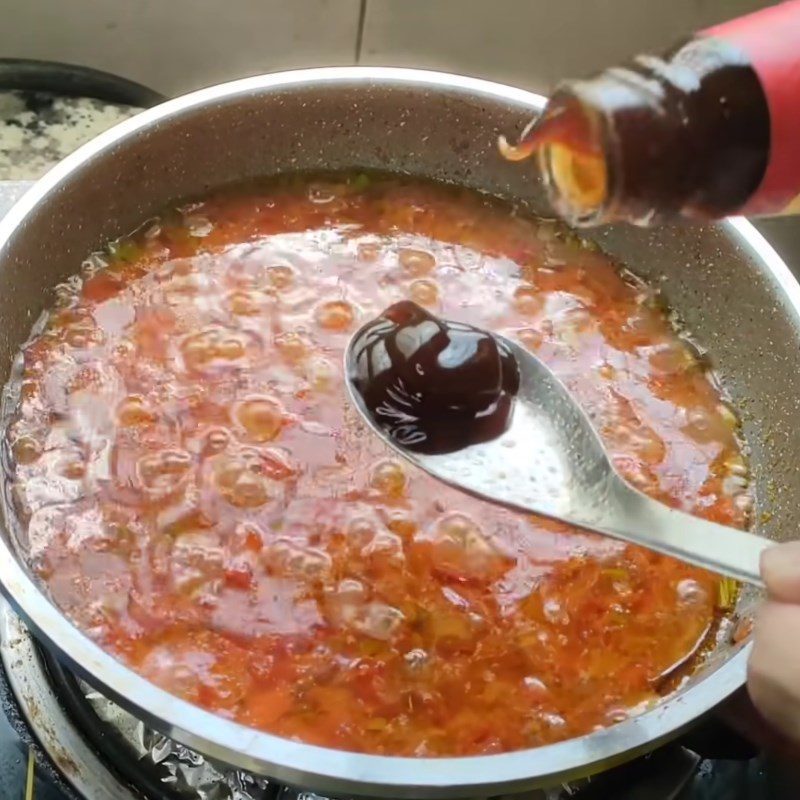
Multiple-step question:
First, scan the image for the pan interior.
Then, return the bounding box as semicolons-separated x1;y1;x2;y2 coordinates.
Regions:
0;71;796;790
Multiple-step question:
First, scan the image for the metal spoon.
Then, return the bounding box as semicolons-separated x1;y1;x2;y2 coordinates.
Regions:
345;327;770;586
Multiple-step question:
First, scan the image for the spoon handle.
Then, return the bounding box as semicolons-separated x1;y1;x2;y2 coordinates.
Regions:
597;480;770;587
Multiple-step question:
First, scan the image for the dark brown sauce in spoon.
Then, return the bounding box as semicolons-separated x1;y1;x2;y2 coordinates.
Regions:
348;301;520;454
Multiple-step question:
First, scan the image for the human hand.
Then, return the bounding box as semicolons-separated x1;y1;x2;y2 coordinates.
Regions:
747;541;800;744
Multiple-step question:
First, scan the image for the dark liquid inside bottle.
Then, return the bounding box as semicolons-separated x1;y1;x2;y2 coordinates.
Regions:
502;36;771;225
348;301;520;455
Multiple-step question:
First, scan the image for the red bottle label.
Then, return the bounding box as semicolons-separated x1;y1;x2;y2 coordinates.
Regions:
705;0;800;215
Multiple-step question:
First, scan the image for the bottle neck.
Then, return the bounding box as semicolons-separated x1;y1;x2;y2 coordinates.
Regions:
537;36;769;226
505;0;800;226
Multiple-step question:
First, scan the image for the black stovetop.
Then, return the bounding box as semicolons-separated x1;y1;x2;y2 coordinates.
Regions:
0;673;68;800
0;716;62;800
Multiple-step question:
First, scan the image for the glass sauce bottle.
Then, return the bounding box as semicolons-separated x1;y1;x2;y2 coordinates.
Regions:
501;0;800;226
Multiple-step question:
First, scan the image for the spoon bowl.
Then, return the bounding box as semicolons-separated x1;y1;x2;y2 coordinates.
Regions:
345;324;771;586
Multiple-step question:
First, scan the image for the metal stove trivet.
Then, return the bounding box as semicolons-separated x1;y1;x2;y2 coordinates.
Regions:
0;597;278;800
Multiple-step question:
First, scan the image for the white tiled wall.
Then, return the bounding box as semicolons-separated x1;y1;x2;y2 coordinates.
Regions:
360;0;776;93
0;0;361;96
0;0;777;97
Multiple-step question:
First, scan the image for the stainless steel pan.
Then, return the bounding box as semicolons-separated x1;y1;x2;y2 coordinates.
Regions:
0;67;797;798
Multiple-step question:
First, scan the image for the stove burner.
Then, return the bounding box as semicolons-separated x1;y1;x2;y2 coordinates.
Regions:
0;598;132;800
45;655;275;800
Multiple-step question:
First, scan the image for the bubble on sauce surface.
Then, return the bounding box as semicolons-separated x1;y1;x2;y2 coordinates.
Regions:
676;578;708;607
185;215;214;238
12;435;42;464
274;331;310;364
116;395;157;428
326;578;367;627
155;490;214;537
315;299;355;331
513;284;543;316
399;247;436;276
421;511;509;581
683;405;737;445
265;538;332;580
138;637;249;707
180;327;258;373
201;426;232;455
228;289;266;316
58;458;86;480
304;356;336;393
110;338;136;362
337;573;367;596
308;183;338;205
542;597;570;626
211;452;277;509
404;648;429;670
357;241;381;262
409;278;440;307
432;512;491;550
347;514;383;547
384;508;418;537
136;448;193;499
160;270;209;307
266;265;295;290
516;328;543;351
234;396;285;442
139;646;214;697
258;447;297;481
649;341;699;374
368;459;407;497
350;601;405;640
362;529;405;562
64;322;105;349
170;531;225;593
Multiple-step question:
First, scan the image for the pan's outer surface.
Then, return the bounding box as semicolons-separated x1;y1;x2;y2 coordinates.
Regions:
0;67;797;798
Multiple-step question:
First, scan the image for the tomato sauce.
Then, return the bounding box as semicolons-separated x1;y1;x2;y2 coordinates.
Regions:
5;175;750;756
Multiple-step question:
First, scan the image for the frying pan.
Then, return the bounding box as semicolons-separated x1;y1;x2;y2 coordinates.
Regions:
0;67;797;798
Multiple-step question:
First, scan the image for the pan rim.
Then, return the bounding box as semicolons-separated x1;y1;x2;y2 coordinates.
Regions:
0;66;787;798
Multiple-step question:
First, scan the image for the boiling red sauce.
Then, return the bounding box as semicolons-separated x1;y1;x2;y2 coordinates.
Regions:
6;175;749;756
